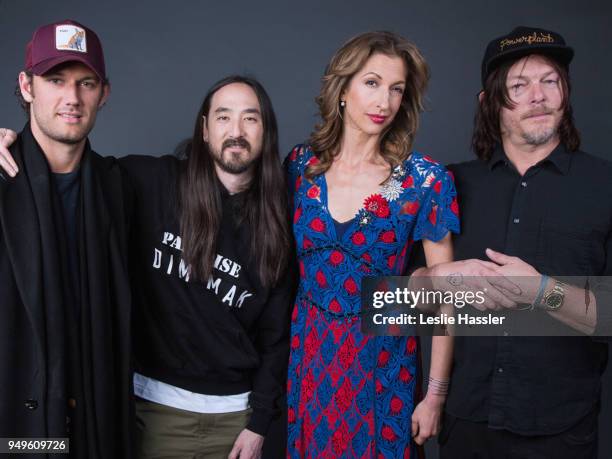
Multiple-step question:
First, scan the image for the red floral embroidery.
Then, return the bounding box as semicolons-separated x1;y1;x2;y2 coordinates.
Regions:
362;252;372;263
301;369;315;401
307;156;320;166
293;206;302;224
288;407;296;423
310;217;326;232
291;306;298;322
381;424;397;441
377;349;390;367
380;230;396;243
387;255;396;269
351;231;366;245
291;335;300;349
343;277;358;295
338;335;356;369
329;298;341;313
307;185;320;199
390;396;403;414
451;198;459;215
375;379;384;394
332;421;349;455
299;260;305;278
402;175;414;188
304;329;319;362
406;336;417;354
399;366;413;383
364;194;390;218
295;176;302;191
316;270;327;287
433;180;442;193
329;250;344;266
335;378;353;412
302;237;313;249
428;207;437;225
401;200;419;215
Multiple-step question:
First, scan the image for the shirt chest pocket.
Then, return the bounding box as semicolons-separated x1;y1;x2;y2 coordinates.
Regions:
536;218;605;276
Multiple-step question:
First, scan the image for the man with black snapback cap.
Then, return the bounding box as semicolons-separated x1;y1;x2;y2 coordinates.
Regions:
0;20;133;458
437;26;612;458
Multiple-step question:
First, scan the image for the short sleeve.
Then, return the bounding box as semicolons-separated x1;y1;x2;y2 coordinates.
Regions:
413;168;460;242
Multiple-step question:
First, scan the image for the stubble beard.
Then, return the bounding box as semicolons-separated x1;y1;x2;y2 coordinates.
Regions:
32;109;93;145
522;125;558;146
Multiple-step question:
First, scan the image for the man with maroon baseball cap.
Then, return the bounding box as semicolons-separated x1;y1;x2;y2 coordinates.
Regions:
0;19;133;458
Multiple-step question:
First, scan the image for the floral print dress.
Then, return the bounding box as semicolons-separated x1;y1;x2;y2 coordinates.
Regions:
285;145;459;458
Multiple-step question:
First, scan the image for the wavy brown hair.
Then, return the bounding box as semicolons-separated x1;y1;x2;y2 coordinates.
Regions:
306;31;429;180
179;75;292;288
472;55;580;160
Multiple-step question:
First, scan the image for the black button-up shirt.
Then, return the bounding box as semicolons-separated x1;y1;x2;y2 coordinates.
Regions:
446;144;612;435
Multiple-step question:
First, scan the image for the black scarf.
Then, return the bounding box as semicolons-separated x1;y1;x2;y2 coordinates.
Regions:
5;125;133;458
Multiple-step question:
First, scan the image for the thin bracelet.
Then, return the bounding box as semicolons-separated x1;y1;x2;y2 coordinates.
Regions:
427;376;450;396
531;275;549;310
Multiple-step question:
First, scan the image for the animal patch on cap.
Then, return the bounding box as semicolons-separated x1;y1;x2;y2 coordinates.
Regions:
55;24;87;53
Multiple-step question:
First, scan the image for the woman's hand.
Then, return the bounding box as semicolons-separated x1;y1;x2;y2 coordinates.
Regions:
411;392;445;445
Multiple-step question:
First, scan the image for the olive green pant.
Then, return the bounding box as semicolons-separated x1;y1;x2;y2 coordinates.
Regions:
135;397;251;459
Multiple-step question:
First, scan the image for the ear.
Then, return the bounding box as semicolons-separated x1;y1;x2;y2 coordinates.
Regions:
202;115;209;142
98;82;111;108
478;90;485;103
18;72;34;103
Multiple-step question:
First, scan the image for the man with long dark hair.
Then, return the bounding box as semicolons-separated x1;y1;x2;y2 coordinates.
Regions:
437;27;612;458
120;75;293;459
1;75;294;458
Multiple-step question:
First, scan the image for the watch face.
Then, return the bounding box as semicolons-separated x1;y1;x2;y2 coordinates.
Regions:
546;293;563;310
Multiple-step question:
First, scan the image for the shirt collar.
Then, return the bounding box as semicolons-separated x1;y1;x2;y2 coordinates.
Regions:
487;143;572;175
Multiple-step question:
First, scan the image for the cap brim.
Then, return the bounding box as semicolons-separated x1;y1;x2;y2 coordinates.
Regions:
31;55;105;82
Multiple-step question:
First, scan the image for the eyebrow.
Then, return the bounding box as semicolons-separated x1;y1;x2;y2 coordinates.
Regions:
214;107;261;115
44;72;99;83
508;70;558;81
361;71;405;85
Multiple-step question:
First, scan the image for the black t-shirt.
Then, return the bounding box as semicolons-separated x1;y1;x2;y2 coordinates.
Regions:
53;168;81;309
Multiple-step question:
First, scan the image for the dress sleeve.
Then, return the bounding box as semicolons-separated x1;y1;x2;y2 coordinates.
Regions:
283;144;310;213
413;167;460;243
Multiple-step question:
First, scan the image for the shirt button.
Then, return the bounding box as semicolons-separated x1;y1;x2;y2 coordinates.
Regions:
68;398;77;409
24;399;38;410
497;367;504;373
521;181;527;188
513;218;520;224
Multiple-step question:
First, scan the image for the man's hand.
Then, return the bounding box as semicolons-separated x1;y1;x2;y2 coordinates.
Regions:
0;128;19;177
485;248;542;305
228;428;264;459
411;393;444;445
430;258;522;311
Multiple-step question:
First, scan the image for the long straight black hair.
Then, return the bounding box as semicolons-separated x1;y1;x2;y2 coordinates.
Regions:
179;75;291;287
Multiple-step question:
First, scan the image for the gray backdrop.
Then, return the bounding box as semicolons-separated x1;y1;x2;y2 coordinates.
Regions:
1;0;611;457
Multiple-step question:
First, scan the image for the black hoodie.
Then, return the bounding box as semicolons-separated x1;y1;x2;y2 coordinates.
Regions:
120;154;292;436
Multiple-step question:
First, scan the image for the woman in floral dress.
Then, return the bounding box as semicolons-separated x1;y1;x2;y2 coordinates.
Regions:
285;31;460;458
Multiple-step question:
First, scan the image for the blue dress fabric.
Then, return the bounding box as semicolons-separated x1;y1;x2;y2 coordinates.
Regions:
285;145;460;458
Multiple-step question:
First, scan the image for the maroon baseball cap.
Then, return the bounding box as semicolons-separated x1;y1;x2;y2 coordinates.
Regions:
25;19;106;82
